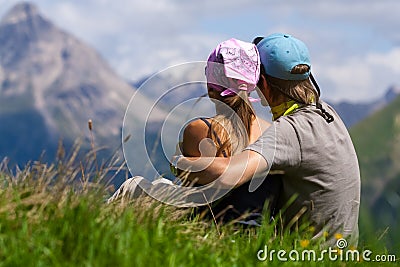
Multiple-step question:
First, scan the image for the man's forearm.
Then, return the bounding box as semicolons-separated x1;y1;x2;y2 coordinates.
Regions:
176;156;228;184
174;150;269;188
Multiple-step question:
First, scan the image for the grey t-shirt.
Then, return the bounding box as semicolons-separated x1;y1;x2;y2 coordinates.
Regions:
246;101;360;246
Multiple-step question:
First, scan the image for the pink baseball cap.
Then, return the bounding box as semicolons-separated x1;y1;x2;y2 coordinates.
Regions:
205;38;260;102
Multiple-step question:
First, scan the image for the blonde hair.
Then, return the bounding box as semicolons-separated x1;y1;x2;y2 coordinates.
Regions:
207;89;255;156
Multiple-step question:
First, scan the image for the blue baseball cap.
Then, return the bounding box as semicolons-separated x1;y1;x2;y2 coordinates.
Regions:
256;33;311;81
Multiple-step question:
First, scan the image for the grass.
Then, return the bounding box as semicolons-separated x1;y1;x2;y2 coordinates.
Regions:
0;144;398;266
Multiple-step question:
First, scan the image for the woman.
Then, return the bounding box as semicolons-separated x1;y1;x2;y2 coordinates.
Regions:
109;38;281;224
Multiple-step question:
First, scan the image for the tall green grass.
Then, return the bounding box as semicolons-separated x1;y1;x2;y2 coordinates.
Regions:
0;143;397;266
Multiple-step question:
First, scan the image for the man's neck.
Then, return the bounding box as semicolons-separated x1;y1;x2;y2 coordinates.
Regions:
268;95;289;108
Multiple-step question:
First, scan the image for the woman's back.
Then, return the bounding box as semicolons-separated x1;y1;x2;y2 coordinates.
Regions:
181;115;270;158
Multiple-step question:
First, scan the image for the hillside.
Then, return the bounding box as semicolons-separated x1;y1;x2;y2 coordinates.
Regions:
350;95;400;250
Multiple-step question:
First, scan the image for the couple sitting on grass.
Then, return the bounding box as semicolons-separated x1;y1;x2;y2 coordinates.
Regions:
109;33;361;248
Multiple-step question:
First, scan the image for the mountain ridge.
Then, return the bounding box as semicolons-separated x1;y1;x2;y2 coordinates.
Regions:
0;2;167;172
328;85;400;128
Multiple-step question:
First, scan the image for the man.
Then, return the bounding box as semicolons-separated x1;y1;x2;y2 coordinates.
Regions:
173;33;361;246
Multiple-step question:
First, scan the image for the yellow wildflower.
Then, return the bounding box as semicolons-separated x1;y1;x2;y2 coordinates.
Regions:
300;239;310;248
334;233;343;240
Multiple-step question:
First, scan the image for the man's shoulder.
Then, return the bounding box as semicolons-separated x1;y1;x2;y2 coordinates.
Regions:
283;101;344;126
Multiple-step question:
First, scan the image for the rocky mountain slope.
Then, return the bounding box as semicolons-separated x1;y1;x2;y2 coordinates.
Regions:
0;2;166;174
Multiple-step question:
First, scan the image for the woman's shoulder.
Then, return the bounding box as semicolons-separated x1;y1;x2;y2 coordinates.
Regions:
184;117;226;132
184;118;210;136
182;118;213;157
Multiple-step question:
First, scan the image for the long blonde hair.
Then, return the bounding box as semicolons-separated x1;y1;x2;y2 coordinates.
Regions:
207;88;255;157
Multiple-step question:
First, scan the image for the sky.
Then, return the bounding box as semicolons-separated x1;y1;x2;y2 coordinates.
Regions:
1;0;399;102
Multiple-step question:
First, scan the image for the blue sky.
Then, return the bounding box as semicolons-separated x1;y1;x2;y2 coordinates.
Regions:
1;0;399;102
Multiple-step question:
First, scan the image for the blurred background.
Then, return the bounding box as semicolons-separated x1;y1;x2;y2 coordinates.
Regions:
0;0;399;252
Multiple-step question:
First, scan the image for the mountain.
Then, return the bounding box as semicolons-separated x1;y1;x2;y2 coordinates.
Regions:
350;94;400;251
328;86;400;128
0;2;167;181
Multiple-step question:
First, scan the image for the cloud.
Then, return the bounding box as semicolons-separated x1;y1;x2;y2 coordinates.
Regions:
262;0;400;43
0;0;399;101
368;48;400;73
316;47;400;101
